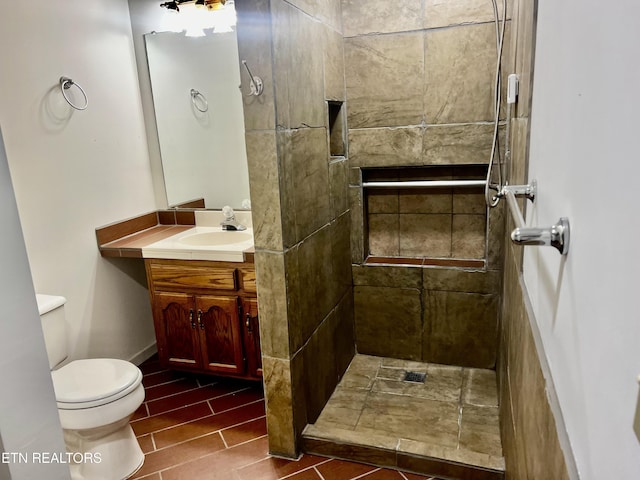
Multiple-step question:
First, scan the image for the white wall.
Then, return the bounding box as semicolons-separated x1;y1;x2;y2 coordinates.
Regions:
524;0;640;478
0;0;158;363
0;128;69;480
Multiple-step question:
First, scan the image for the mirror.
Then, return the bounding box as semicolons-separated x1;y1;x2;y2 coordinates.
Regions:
144;21;251;209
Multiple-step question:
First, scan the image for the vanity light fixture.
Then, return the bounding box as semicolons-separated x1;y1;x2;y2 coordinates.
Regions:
160;0;226;12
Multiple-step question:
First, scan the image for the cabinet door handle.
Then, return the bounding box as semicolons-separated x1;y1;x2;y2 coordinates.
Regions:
198;309;205;330
190;309;196;329
245;313;252;333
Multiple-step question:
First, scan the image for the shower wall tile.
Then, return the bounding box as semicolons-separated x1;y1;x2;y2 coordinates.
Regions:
334;292;357;380
423;268;501;295
452;214;486;259
425;291;499;368
329;158;349;218
368;214;399;256
323;24;346;101
345;33;425;128
453;188;486;214
354;286;423;360
236;0;275;131
244;131;283;251
513;0;535;119
399;188;453;214
423;123;495;165
280;127;330;245
352;264;423;289
254;251;290;359
399;214;452;257
350;186;365;263
486;201;506;269
285;225;334;355
367;190;399;214
509;117;529;185
425;23;499;124
287;0;342;32
424;0;511;29
330;213;354;306
262;356;296;457
349;126;424;167
271;1;325;128
342;0;423;37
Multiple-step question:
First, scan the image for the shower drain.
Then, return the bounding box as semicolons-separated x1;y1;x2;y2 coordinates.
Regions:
403;371;427;383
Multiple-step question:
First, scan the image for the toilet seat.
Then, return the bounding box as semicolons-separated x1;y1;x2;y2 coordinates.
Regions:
52;358;143;410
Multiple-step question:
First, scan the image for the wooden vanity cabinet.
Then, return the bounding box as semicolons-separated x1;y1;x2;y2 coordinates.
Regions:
145;259;262;380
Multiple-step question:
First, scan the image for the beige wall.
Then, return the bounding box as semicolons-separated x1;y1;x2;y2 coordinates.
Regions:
346;0;507;368
238;0;355;457
0;0;158;364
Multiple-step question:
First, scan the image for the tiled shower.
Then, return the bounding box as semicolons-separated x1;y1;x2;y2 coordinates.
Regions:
237;0;566;478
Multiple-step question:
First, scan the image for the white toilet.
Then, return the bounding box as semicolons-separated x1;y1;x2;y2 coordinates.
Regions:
37;294;145;480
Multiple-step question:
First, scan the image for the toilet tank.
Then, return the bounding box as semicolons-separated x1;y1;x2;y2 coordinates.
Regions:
36;294;69;369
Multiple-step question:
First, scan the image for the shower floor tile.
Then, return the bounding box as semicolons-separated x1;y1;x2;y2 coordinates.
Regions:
302;355;505;480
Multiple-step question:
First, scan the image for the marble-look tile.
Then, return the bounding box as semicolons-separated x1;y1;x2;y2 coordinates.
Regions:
423;123;496;166
371;364;463;404
333;292;356;380
399;214;452;257
280;127;330;244
368;214;400;256
354;287;423;360
423;268;501;295
425;24;499;124
463;369;499;407
315;387;369;429
236;0;276;131
329;158;349;218
367;190;399;214
254;251;290;359
459;406;503;457
342;0;423;37
452;214;486;259
426;291;499;368
380;357;430;371
349;167;362;186
346;33;424;128
357;392;460;448
245;131;283;251
352;264;423;288
486;200;506;269
341;354;383;390
270;0;292;128
514;0;535;119
399;188;453;214
425;0;511;29
349;126;424;167
262;356;297;457
323;24;346;101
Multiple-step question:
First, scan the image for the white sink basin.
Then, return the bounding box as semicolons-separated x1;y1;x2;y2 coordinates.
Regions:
141;227;254;262
178;231;253;247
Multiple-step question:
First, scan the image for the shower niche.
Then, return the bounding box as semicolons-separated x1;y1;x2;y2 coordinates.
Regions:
363;165;489;266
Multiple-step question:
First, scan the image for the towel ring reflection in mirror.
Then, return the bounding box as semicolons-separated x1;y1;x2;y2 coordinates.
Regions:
190;89;209;113
59;77;88;111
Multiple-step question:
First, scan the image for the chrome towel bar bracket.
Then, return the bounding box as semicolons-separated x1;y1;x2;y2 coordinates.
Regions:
502;181;570;255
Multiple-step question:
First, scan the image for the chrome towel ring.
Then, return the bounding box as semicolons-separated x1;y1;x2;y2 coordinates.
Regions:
190;89;208;113
59;77;88;111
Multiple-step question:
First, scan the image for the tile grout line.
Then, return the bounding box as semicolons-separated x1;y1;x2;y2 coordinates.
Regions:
144;382;250;410
276;458;334;480
314;466;326;480
351;467;381;479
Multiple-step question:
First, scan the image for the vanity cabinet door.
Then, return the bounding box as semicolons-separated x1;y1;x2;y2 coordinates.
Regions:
195;295;245;376
242;297;262;378
154;293;202;370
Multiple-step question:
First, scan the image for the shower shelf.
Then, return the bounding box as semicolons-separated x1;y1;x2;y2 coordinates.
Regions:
362;179;486;189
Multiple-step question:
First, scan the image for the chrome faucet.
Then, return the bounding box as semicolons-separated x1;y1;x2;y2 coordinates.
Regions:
220;206;247;231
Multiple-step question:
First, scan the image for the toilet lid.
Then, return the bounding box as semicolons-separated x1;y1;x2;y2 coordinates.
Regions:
52;359;142;409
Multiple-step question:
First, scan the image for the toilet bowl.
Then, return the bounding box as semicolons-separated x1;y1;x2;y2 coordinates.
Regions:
37;294;145;480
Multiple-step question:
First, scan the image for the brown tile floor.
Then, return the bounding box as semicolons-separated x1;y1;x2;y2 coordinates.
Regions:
303;355;504;476
130;356;439;480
